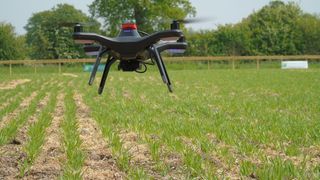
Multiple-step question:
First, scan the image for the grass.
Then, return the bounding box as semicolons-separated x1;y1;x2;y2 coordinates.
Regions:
0;66;319;179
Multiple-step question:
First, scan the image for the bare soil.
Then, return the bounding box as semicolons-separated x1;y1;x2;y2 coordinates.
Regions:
0;79;31;90
62;73;78;78
206;133;249;179
119;130;185;179
74;92;125;179
260;143;320;170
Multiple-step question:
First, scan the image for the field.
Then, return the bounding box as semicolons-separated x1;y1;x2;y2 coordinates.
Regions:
0;65;319;179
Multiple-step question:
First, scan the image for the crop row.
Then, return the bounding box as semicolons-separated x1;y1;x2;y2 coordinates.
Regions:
0;69;319;179
77;70;320;179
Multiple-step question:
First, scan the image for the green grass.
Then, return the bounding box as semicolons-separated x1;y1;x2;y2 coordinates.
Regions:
0;67;319;179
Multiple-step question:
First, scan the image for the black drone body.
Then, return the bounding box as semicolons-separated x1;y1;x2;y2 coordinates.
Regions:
73;20;187;94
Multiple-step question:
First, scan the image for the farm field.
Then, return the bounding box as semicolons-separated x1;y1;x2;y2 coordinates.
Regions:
0;68;319;179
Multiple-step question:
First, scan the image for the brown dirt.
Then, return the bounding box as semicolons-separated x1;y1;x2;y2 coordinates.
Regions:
301;145;320;169
260;144;320;170
162;151;184;179
74;92;125;180
0;93;51;179
0;79;31;90
62;73;78;78
109;75;114;82
207;133;319;178
119;130;185;179
206;133;253;179
0;91;38;130
118;130;162;178
23;93;66;179
139;94;147;101
148;76;156;82
0;144;27;179
122;89;132;100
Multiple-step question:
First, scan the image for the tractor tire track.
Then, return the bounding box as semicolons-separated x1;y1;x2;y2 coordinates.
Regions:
24;93;66;179
74;92;125;179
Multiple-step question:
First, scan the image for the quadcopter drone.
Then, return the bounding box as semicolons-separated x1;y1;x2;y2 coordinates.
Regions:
71;19;188;94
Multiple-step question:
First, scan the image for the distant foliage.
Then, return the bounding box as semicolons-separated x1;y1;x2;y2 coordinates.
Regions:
4;1;320;60
25;4;101;59
186;1;320;56
0;22;26;60
89;0;196;36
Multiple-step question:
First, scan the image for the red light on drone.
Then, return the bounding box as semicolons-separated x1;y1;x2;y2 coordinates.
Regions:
122;23;137;30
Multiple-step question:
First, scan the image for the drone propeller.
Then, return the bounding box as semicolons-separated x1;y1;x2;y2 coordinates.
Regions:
59;22;99;33
173;17;212;24
160;17;213;30
59;22;98;27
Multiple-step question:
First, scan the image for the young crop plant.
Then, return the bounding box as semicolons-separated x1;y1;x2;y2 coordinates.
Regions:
0;78;44;122
0;81;54;145
19;88;59;176
61;88;85;179
13;68;316;179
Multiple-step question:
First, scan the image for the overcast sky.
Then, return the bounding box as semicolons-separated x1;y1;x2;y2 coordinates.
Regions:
0;0;319;35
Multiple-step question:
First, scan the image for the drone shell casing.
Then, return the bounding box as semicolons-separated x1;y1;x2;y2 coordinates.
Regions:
73;20;185;60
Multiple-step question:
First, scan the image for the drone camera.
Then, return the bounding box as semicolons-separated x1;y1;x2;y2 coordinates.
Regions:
118;60;141;72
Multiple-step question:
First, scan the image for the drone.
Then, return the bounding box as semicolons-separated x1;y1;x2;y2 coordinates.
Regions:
68;19;191;94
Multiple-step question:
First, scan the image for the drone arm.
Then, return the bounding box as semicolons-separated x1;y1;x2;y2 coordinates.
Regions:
147;30;184;43
154;42;188;53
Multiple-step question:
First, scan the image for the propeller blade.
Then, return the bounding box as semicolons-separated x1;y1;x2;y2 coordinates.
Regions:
175;17;213;24
59;22;98;27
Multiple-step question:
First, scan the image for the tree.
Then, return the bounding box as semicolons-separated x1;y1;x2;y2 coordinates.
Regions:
25;4;101;59
89;0;196;35
245;1;303;55
0;22;26;60
297;14;320;54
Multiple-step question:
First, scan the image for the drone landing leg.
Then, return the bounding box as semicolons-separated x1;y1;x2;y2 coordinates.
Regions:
152;46;173;92
89;48;107;85
98;57;117;95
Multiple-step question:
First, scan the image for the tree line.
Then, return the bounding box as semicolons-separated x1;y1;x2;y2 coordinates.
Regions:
185;1;320;56
0;0;319;60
